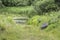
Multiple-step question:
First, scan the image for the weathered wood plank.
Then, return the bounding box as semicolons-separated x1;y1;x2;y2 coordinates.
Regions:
13;17;29;24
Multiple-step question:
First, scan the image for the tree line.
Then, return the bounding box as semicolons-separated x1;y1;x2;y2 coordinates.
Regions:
0;0;60;14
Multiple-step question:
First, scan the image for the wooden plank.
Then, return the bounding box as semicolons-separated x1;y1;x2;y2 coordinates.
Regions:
13;17;29;24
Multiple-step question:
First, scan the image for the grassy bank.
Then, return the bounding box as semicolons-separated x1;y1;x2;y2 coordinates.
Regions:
0;0;60;40
0;9;60;40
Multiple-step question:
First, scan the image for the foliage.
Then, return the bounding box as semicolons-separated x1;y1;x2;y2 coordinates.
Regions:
1;0;34;6
55;0;60;6
0;6;37;17
0;0;60;40
28;15;40;26
0;8;60;40
33;0;59;15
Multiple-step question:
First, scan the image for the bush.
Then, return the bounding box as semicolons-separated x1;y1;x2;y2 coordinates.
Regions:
55;0;60;6
27;15;40;26
1;0;34;6
33;0;59;15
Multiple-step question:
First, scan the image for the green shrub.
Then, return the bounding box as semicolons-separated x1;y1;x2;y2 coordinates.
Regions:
27;15;40;26
55;0;60;6
33;0;59;15
1;0;34;6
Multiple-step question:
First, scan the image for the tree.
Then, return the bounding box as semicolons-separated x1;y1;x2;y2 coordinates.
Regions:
32;0;59;15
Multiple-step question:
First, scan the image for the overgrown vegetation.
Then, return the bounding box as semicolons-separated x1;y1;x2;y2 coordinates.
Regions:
33;0;60;15
0;0;60;40
1;0;34;6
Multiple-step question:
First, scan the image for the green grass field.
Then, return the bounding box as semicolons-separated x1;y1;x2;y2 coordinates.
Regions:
0;7;60;40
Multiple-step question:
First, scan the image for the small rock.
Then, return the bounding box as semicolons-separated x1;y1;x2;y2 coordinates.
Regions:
41;22;48;29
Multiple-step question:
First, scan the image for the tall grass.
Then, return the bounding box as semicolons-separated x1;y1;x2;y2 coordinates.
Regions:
0;6;37;17
0;5;60;40
0;11;60;40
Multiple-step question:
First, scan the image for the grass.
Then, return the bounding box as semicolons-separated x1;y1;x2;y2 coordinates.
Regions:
0;6;37;17
0;7;60;40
